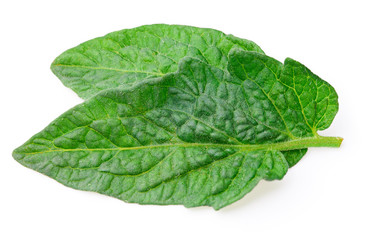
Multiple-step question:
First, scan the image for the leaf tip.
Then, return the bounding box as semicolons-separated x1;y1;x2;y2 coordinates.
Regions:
12;147;25;162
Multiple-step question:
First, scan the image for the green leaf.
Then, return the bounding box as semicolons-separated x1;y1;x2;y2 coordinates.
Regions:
281;149;307;168
14;50;341;209
51;24;264;99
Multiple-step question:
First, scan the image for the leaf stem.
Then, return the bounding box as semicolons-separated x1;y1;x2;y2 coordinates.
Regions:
265;136;343;151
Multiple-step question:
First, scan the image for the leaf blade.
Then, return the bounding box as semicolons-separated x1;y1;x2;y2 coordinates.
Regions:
15;51;340;209
51;24;264;99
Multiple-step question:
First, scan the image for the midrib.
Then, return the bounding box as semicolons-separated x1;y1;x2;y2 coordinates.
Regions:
22;136;342;155
52;64;165;76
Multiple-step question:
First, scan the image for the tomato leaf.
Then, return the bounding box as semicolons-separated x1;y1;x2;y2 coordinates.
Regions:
51;24;264;99
14;50;341;209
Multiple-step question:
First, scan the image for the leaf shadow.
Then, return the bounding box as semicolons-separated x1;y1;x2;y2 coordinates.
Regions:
218;179;286;213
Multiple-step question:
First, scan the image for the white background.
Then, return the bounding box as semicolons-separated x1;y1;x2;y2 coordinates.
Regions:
1;0;366;239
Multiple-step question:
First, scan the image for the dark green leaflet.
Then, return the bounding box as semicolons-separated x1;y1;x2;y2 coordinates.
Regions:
14;50;341;209
51;24;264;99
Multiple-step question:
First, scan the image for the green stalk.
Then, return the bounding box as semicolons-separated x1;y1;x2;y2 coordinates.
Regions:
264;136;343;151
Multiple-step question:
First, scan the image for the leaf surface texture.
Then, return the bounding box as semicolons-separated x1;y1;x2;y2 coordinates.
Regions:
51;24;264;99
14;50;340;209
